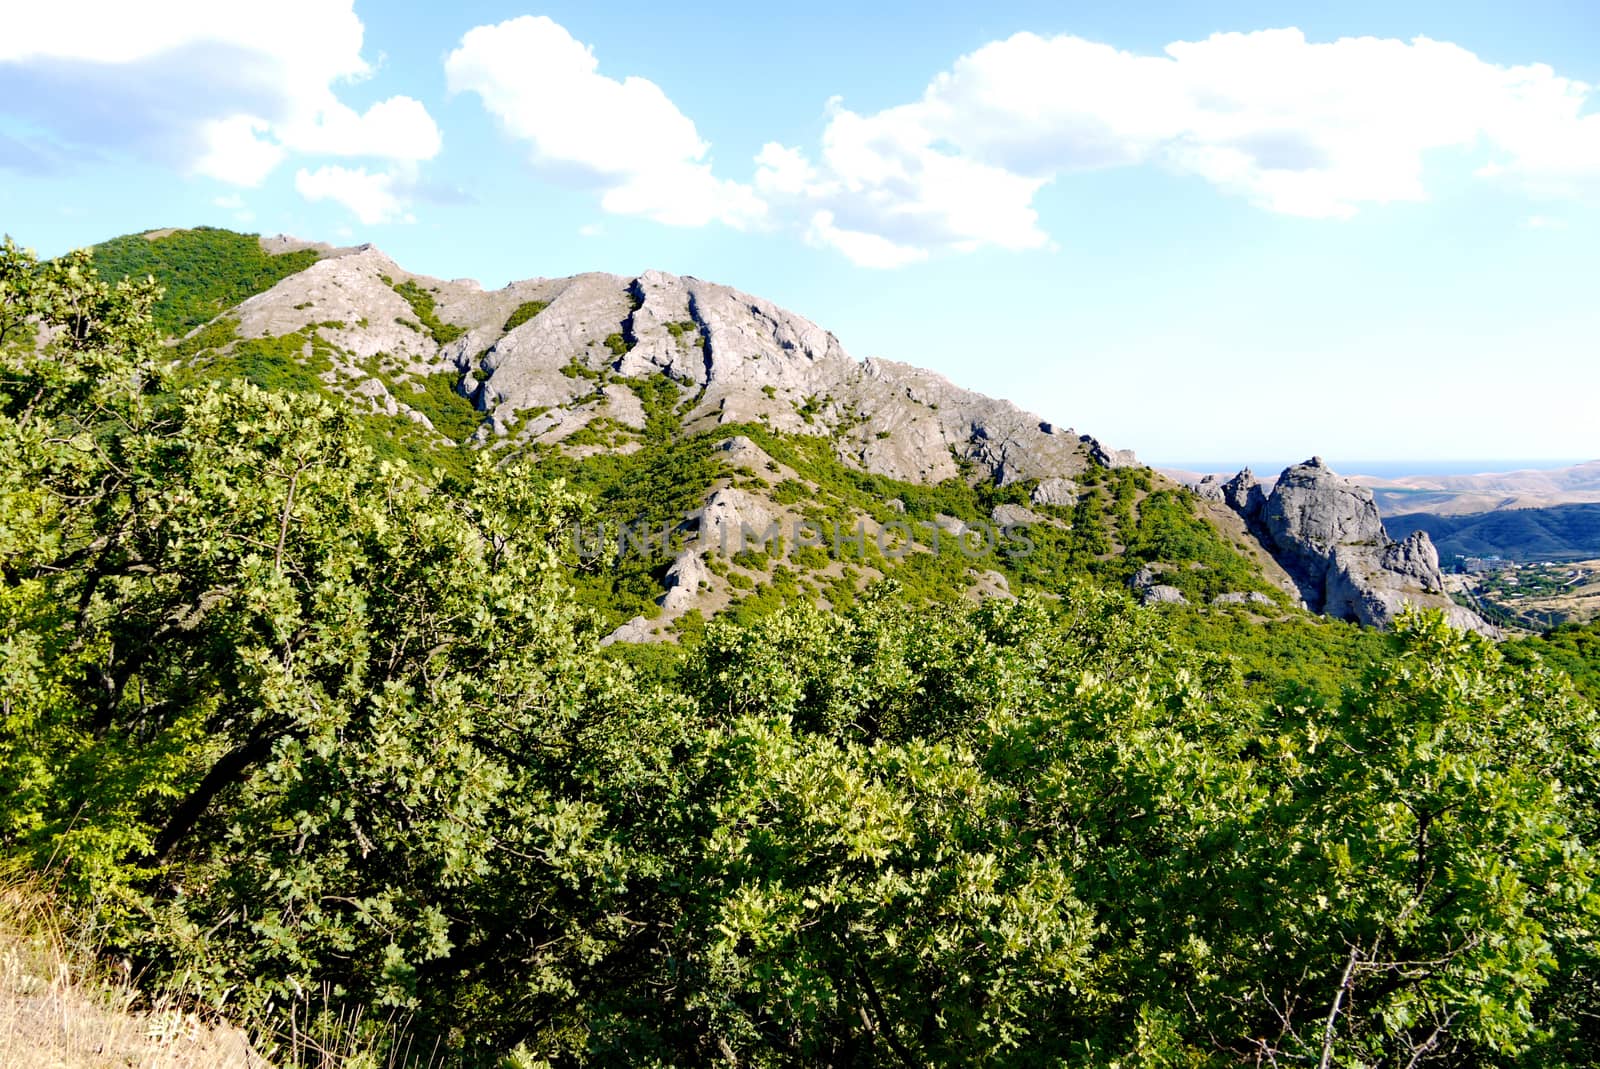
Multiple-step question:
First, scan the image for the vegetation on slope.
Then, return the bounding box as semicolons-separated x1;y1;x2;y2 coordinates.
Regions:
503;299;549;332
387;276;465;346
1508;618;1600;704
5;240;1600;1068
89;226;319;336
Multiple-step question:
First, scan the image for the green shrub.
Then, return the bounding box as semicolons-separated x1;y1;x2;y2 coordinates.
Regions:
403;372;482;444
89;227;319;336
503;300;549;332
390;279;465;346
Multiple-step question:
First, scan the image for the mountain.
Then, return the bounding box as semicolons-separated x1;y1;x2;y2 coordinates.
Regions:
101;227;1489;637
19;227;1587;1068
210;240;1105;483
1386;503;1600;564
1352;461;1600;517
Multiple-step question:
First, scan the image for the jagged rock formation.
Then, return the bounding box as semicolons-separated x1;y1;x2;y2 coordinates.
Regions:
210;246;1121;486
166;234;1493;638
1214;458;1496;635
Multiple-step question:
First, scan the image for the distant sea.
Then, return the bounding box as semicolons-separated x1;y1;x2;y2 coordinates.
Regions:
1156;458;1593;480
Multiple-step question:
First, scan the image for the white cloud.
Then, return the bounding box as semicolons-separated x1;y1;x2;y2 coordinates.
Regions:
754;143;825;197
281;96;442;164
805;211;927;269
1525;215;1569;230
0;0;440;200
211;191;254;224
295;165;413;225
761;27;1600;264
194;116;286;186
445;16;764;229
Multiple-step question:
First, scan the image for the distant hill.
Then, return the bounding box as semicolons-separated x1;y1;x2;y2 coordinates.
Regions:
88;227;323;335
1352;461;1600;517
1386;503;1600;564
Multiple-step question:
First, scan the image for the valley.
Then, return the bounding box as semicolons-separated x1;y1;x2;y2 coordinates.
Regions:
1447;557;1600;630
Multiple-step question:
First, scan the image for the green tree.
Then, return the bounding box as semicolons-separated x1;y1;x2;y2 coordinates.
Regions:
4;238;1598;1068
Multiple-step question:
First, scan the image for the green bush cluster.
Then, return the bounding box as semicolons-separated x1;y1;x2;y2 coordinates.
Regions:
403;371;483;444
89;226;319;335
10;241;1600;1069
503;299;550;332
390;278;465;346
181;326;333;394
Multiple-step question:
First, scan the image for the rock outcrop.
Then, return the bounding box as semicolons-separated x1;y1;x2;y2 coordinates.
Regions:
1030;478;1078;508
1142;585;1189;606
198;237;1495;639
1214;458;1496;636
1211;591;1275;607
218;251;1128;490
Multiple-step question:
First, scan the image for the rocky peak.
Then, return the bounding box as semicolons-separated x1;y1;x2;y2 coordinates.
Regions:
1265;458;1387;556
223;255;1127;490
1210;457;1495;636
1221;469;1268;520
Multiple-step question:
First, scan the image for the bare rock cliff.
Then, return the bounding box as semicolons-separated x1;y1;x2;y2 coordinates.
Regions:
217;251;1122;488
1216;458;1496;636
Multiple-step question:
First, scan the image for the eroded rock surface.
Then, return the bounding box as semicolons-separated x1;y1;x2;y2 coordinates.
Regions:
1213;458;1496;636
220;255;1127;490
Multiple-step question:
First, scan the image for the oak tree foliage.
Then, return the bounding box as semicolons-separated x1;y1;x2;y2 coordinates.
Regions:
2;240;1597;1067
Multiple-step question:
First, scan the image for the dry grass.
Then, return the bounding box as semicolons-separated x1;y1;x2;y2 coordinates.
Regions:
0;869;266;1068
0;867;450;1069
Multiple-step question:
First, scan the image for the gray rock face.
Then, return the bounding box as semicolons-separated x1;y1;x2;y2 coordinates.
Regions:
991;503;1042;529
1212;458;1495;636
685;488;779;556
1142;585;1188;606
601;615;655;646
661;552;711;612
1380;530;1445;593
601;383;648;430
1266;458;1383;554
228;251;1129;491
1211;591;1276;607
1222;469;1269;522
1082;435;1141;470
1031;478;1078;508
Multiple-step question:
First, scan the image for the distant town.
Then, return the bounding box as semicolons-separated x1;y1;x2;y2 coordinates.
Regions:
1447;556;1599;630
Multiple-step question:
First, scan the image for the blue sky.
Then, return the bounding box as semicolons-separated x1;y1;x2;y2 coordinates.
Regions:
3;1;1596;467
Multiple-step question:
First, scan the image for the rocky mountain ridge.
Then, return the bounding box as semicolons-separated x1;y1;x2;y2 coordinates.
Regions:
155;230;1492;636
227;242;1109;487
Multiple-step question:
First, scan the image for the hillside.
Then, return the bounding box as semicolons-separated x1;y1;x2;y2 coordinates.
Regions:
88;227;325;336
1354;460;1600;517
1387;502;1600;564
88;227;1482;639
4;231;1594;1068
